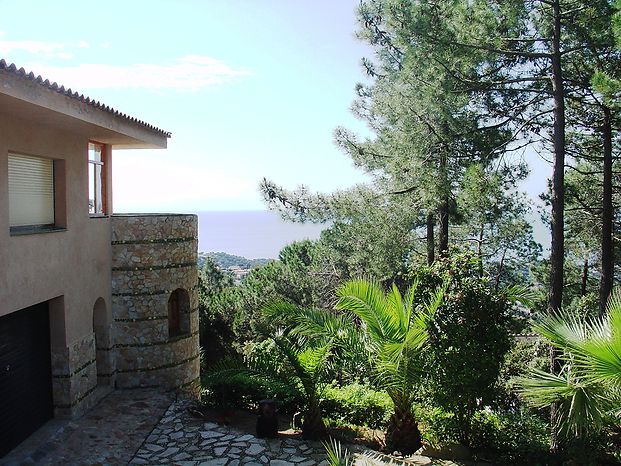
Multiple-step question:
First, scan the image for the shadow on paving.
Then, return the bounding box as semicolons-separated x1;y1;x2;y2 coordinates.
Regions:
1;388;174;466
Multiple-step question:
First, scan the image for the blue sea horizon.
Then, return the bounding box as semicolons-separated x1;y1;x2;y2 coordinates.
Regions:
197;210;326;259
196;209;550;261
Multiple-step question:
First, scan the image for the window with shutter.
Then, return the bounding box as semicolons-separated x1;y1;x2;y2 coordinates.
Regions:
8;154;55;229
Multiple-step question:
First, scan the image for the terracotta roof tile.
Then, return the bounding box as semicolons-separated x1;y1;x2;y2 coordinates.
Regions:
0;59;171;138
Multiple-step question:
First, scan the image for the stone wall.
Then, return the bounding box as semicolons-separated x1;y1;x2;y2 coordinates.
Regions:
51;333;101;417
110;214;200;397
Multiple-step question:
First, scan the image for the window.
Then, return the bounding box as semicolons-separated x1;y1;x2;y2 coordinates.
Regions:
8;153;55;229
88;142;106;215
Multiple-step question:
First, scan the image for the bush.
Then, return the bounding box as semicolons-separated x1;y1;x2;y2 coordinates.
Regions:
415;404;551;464
202;340;303;414
201;371;301;414
468;409;551;464
321;383;393;429
495;339;549;411
415;404;460;447
409;252;514;444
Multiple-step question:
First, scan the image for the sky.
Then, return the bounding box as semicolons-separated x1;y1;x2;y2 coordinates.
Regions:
0;0;551;215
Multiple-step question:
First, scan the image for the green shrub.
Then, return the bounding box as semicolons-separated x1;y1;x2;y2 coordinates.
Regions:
321;383;393;429
468;409;550;464
201;371;301;414
415;404;460;447
495;339;549;411
415;403;552;465
409;252;513;444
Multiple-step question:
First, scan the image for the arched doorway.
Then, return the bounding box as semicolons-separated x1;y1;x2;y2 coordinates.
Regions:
168;288;190;339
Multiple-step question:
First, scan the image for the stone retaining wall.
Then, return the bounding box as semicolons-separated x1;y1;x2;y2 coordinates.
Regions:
111;214;200;397
51;333;101;417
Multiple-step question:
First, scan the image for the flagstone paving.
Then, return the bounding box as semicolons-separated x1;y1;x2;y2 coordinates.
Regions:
129;400;462;466
2;388;463;466
1;388;173;466
129;400;333;466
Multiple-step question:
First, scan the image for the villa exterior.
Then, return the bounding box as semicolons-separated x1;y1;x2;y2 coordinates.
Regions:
0;60;200;457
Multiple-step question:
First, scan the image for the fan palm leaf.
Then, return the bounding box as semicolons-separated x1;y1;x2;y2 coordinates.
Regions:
516;367;611;438
516;291;621;439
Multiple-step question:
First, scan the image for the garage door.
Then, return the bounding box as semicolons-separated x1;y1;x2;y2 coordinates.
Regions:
0;302;54;457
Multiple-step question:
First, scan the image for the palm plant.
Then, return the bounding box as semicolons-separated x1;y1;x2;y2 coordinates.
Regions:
271;332;331;438
260;302;360;439
323;437;354;466
206;303;337;440
334;278;446;454
515;292;621;439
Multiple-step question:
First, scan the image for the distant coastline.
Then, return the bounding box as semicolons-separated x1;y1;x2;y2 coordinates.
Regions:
197;210;326;259
197;209;550;261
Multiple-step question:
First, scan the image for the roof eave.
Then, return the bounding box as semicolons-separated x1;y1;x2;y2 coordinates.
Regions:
0;60;171;149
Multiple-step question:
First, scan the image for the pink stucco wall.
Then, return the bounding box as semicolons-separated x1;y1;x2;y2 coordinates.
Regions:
0;111;112;348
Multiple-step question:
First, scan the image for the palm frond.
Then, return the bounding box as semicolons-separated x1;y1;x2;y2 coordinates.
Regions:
271;334;307;374
323;437;353;466
605;290;621;337
289;307;352;343
516;367;582;408
519;292;621;440
411;279;446;332
336;278;435;398
204;357;275;386
504;284;539;307
262;300;299;319
575;338;621;386
516;367;611;438
532;309;588;351
298;345;331;377
386;283;409;337
270;333;331;397
336;279;398;341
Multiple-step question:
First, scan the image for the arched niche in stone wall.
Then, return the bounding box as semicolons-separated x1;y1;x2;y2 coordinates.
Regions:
92;297;111;386
168;288;190;339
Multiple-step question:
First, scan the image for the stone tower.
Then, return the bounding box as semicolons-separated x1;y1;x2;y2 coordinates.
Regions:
109;214;200;396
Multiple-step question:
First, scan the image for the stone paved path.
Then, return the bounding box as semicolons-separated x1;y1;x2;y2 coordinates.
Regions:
130;400;462;466
1;388;173;466
130;400;332;466
3;389;464;466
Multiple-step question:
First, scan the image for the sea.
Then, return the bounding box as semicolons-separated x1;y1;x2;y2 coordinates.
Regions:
197;210;551;260
197;210;326;259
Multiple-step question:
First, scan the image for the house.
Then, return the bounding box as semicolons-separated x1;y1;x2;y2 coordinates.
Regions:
0;60;200;457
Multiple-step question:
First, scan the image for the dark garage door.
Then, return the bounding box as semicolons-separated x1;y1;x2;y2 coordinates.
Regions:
0;302;54;457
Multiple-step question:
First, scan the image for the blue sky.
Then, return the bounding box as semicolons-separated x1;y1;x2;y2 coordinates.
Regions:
0;0;550;215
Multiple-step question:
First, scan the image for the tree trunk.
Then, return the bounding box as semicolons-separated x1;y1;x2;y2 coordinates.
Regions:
600;105;613;315
581;257;588;297
301;399;326;440
477;224;484;277
438;151;450;257
386;405;422;455
548;0;566;318
426;211;435;265
438;199;449;256
495;249;507;291
548;0;566;455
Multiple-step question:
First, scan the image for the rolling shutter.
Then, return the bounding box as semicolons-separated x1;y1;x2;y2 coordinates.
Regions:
8;154;55;227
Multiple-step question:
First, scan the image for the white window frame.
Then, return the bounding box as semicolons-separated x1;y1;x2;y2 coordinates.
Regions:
88;142;106;216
